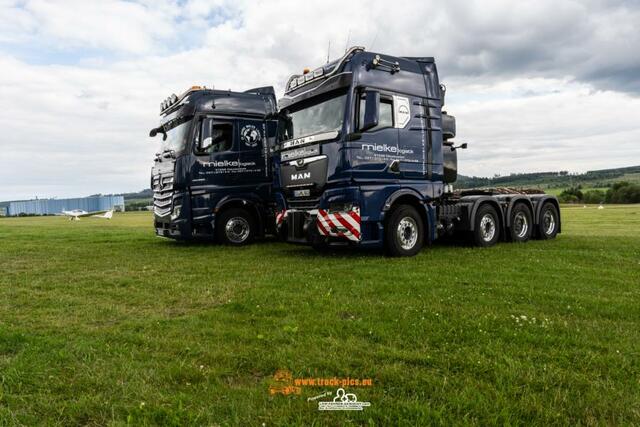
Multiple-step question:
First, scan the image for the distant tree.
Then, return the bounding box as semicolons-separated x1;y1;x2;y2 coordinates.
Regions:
558;186;584;203
606;182;640;204
583;190;606;204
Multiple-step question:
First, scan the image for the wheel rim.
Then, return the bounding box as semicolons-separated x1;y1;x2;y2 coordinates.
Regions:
225;217;250;243
397;217;418;250
480;214;496;242
513;211;529;238
542;210;556;235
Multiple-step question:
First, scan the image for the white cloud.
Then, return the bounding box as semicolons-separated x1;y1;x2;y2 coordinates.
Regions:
448;78;640;175
0;0;639;200
22;0;179;54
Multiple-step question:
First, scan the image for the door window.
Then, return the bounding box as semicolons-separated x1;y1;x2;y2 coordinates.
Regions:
195;119;233;154
357;96;393;132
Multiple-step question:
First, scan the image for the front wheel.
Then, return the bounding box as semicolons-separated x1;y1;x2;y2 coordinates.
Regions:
385;205;424;257
216;208;255;245
472;204;501;247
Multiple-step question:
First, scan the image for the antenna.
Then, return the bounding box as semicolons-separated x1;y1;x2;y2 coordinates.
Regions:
369;30;379;51
326;40;331;63
344;29;351;53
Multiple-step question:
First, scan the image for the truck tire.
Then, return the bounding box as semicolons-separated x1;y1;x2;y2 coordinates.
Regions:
216;208;255;245
385;205;424;257
472;204;501;247
508;203;532;243
537;203;559;240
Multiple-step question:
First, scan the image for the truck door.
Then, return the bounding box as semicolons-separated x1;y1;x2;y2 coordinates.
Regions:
350;90;424;181
350;90;398;182
191;117;241;189
238;119;271;189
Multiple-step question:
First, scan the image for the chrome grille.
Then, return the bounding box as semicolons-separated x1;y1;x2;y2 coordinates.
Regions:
152;172;174;217
286;196;320;210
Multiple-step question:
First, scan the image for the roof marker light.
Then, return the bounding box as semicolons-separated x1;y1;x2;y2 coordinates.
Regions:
303;68;310;74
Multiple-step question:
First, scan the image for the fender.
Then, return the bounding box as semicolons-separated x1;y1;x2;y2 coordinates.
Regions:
381;188;425;212
463;196;506;232
530;195;561;232
214;194;268;236
381;188;432;241
504;196;535;228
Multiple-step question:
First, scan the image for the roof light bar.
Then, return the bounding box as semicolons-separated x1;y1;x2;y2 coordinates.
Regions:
285;46;364;94
159;85;208;113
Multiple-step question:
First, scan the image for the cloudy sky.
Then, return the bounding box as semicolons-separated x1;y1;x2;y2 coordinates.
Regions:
1;0;639;200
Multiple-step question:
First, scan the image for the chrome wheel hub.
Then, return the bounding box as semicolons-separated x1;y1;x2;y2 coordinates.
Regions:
513;211;529;238
480;214;496;242
225;217;250;243
543;210;556;235
397;217;418;250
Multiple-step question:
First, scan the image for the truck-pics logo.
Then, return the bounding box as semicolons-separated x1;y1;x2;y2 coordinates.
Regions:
241;124;261;147
361;143;414;156
291;172;311;181
317;388;371;411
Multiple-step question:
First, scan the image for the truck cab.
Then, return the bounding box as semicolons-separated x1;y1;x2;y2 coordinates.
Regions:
276;47;560;256
150;86;279;244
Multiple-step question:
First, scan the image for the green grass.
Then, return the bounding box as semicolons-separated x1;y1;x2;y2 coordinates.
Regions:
1;206;639;425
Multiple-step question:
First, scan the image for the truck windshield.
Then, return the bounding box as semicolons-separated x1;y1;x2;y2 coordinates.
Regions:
280;91;346;141
157;116;192;154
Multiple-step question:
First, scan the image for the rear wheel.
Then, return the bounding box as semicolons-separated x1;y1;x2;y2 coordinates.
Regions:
472;204;501;247
509;203;532;243
216;208;255;245
385;205;424;257
537;203;559;240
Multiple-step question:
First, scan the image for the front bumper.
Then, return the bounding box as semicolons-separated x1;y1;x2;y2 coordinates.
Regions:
153;191;191;239
279;207;361;244
154;217;190;239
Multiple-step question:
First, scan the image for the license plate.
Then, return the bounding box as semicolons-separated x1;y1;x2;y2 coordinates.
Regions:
293;189;311;197
281;145;320;161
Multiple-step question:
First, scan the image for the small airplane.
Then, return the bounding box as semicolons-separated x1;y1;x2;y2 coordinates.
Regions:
61;209;114;220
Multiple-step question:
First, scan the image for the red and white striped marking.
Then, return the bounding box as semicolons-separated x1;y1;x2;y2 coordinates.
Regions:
275;210;287;228
317;208;361;242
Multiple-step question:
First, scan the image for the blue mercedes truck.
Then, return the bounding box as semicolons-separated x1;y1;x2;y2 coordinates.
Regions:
275;47;561;256
149;85;280;244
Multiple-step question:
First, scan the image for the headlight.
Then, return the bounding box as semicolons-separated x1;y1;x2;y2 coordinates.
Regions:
328;202;358;213
171;205;181;220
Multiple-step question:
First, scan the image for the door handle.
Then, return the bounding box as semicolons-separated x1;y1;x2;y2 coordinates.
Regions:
389;160;401;173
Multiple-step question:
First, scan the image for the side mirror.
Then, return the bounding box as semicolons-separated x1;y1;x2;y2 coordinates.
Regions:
279;111;293;141
199;137;213;152
360;90;380;132
149;127;167;140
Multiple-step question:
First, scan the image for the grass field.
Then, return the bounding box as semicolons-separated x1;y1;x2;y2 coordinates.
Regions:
1;206;639;425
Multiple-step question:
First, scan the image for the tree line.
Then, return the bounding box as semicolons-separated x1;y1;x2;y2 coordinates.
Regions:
558;182;640;204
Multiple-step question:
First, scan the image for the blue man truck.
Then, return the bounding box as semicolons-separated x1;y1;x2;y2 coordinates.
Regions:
276;47;560;256
149;86;280;244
